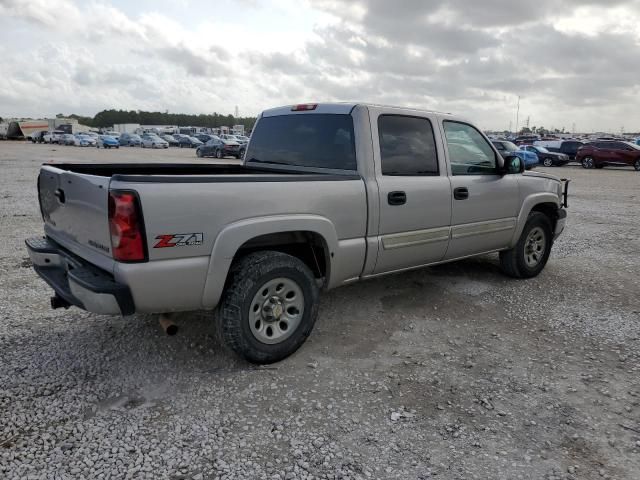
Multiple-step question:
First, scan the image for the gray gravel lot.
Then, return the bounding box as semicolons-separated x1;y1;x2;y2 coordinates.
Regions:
1;141;639;480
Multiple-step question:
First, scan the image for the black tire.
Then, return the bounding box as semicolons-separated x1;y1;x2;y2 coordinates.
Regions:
543;157;554;167
635;159;640;171
219;251;320;364
499;211;553;279
582;156;595;169
196;149;202;158
216;149;223;159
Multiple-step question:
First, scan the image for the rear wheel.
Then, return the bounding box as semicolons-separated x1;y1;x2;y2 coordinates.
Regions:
635;159;640;171
500;212;553;279
582;156;595;169
196;149;202;158
219;251;320;364
216;149;223;159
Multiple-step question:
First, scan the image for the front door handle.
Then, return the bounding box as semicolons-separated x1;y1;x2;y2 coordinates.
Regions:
387;191;406;206
454;187;469;200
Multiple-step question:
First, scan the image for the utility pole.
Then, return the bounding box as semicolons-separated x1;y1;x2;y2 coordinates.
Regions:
515;96;521;136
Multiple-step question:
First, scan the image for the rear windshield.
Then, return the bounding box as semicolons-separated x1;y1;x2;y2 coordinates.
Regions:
245;114;357;170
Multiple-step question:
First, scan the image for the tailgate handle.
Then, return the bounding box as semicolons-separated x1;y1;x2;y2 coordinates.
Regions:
54;188;66;204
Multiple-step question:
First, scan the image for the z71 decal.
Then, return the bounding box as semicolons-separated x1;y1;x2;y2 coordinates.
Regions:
154;233;204;248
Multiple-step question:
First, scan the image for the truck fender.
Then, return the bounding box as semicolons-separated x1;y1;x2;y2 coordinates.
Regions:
201;215;339;309
509;193;561;247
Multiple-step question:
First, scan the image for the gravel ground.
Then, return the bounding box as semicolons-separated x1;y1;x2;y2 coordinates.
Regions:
1;141;639;480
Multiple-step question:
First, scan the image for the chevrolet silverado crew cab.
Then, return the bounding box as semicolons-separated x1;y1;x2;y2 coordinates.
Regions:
26;103;569;364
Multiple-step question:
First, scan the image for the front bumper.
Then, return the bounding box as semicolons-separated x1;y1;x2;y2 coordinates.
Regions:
25;237;134;316
554;209;567;240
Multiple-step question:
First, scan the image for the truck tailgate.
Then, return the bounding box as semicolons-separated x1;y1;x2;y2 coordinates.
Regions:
38;165;114;269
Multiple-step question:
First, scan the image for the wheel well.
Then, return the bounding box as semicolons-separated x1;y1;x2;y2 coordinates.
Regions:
233;231;329;280
530;202;559;228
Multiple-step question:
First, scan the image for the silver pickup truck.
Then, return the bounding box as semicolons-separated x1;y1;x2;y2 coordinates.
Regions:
26;103;568;363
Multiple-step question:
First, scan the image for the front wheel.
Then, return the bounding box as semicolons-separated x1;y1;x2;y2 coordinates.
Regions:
635;159;640;171
216;149;223;159
196;149;202;158
219;251;320;364
543;157;554;167
500;212;553;279
582;156;595;169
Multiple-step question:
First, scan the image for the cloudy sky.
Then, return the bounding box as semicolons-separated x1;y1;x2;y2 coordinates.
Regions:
1;0;640;132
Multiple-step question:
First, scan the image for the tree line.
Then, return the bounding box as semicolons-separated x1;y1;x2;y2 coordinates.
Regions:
57;110;257;130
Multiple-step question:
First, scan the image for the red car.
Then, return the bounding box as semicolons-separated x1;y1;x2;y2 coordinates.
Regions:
576;141;640;171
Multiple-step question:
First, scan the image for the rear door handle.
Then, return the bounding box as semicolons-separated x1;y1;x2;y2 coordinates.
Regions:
453;187;469;200
387;191;406;206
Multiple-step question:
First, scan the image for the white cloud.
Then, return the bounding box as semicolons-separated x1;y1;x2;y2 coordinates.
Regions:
1;0;640;131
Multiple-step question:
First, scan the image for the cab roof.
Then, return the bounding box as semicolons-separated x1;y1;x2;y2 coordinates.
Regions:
261;102;453;118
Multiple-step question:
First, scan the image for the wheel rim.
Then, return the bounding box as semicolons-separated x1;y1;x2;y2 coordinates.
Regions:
524;227;546;268
249;277;304;345
583;157;593;169
543;158;553;167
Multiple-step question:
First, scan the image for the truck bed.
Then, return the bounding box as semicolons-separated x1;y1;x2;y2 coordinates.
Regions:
46;163;360;183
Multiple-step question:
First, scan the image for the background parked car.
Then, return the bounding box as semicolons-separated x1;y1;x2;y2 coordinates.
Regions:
60;134;76;146
104;131;121;140
196;137;241;158
534;140;584;160
73;134;97;147
119;133;142;146
141;134;169;149
44;131;65;144
521;145;570;167
576;141;640;171
194;133;216;144
492;140;539;169
97;135;119;149
513;135;539;146
30;131;48;143
161;134;179;146
177;136;203;148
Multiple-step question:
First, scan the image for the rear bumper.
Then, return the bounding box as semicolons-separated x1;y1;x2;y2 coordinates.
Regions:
25;237;134;316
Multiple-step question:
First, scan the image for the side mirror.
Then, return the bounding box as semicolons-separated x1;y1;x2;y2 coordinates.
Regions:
502;155;525;174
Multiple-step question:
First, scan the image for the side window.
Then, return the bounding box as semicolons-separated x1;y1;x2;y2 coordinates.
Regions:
378;115;439;176
443;121;497;176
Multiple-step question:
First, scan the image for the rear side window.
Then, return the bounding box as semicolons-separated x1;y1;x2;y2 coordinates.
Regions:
245;114;356;170
378;115;439;175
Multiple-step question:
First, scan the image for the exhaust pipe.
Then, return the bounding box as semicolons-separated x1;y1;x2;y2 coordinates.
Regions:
158;314;178;336
51;295;71;310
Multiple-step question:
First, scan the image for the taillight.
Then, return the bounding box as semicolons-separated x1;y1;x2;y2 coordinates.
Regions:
292;103;318;111
108;190;147;262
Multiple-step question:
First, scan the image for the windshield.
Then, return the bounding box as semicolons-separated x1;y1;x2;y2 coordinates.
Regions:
246;114;357;170
535;146;550;153
503;141;519;152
